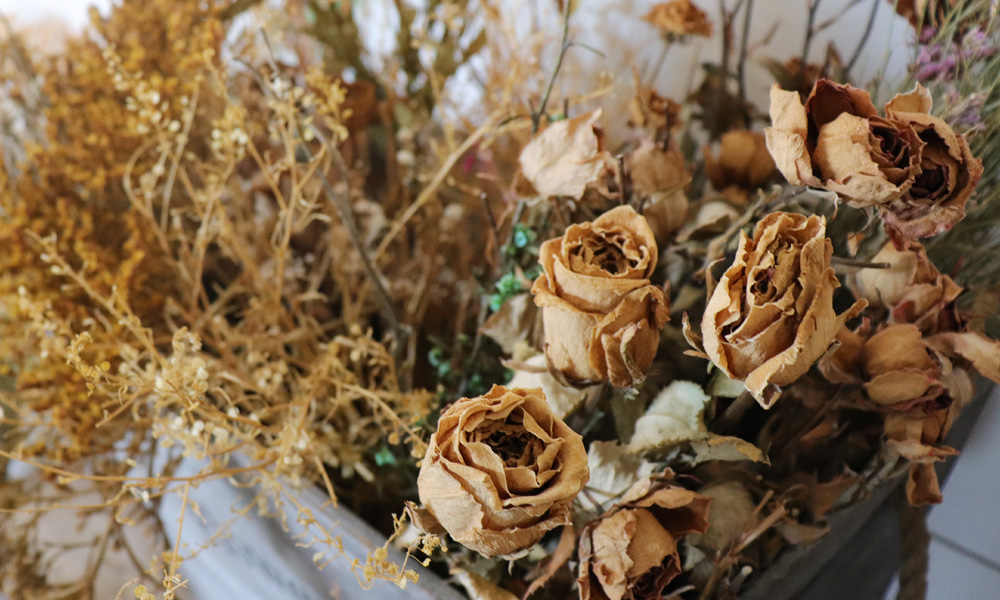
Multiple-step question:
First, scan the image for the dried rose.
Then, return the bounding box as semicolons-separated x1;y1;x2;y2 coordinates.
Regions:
531;206;670;387
416;385;589;558
765;80;983;241
885;332;1000;505
642;0;713;39
858;324;945;409
857;241;961;333
519;110;612;200
820;323;1000;412
627;140;690;240
578;473;710;600
817;324;973;504
879;87;983;242
703;130;777;204
629;87;683;135
701;212;866;407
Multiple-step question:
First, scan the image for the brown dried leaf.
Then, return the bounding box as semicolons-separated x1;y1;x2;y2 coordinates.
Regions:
690;434;769;465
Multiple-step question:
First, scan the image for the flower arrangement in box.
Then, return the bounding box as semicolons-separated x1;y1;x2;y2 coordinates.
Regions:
0;1;998;599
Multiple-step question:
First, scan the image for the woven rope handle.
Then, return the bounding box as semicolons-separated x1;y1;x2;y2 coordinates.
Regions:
896;502;930;600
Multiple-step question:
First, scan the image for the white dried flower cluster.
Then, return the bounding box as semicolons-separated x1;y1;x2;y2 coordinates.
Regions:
210;104;250;161
152;328;210;407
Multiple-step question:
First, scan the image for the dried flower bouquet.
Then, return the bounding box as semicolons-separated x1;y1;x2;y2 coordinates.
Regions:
1;1;999;600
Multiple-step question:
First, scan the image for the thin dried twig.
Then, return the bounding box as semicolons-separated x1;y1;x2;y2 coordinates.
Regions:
846;0;881;75
531;1;573;133
375;114;500;260
830;256;891;269
799;0;824;82
737;0;755;127
302;130;407;353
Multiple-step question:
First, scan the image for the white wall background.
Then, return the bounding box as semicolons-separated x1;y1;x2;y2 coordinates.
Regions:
0;0;110;28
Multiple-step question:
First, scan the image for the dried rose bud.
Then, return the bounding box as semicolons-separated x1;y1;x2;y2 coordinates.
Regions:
859;324;944;408
886;403;965;505
765;80;983;242
857;241;962;333
642;0;713;39
703;130;777;204
578;473;710;600
701;212;866;407
629;87;683;135
687;480;759;553
821;322;1000;412
519;110;612;200
627;140;690;240
531;206;670;387
415;385;589;558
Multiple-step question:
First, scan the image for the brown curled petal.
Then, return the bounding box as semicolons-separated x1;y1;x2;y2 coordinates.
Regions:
804;79;878;144
885;83;934;118
592;285;670;388
925;331;1000;383
864;370;940;406
907;463;943;506
766;84;822;186
813;113;904;206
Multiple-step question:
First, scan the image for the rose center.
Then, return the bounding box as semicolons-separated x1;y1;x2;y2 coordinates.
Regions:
751;267;775;297
593;243;629;274
871;124;909;166
481;413;540;467
911;166;946;200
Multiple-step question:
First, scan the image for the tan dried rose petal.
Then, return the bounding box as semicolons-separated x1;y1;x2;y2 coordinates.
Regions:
818;324;867;384
885;84;934;116
885;410;960;506
519;110;611;200
926;331;1000;383
857;241;963;334
416;385;589;558
765;85;821;187
813;113;904;206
